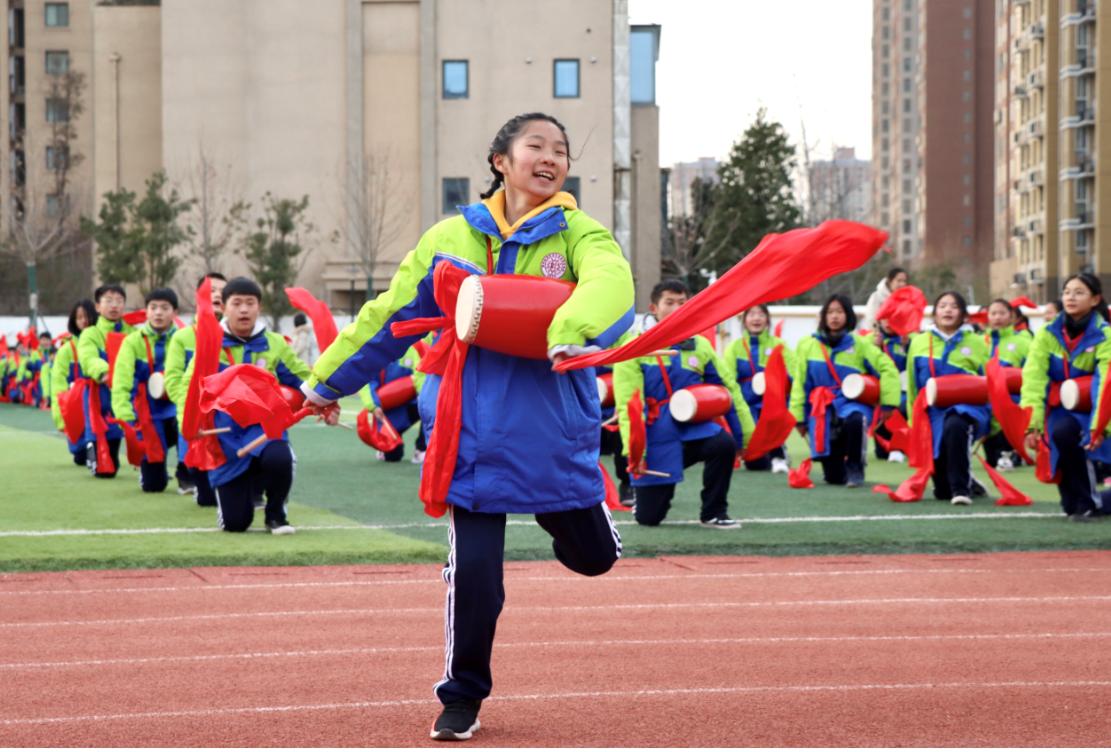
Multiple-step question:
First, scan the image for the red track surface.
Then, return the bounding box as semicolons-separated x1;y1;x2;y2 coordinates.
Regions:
2;550;1110;747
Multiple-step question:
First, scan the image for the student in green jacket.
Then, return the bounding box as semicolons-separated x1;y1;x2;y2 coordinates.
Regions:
164;272;227;503
78;284;135;477
906;292;991;505
723;304;795;473
790;294;900;487
111;288;180;493
1021;273;1111;521
982;299;1033;469
51;299;98;465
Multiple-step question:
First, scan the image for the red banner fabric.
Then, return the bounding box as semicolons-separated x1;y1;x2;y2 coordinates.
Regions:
554;221;888;373
872;285;928;336
742;345;796;461
200;364;298;440
986;355;1034;464
285;287;339;353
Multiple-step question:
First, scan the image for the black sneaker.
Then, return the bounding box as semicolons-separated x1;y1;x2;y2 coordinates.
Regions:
430;699;481;741
846;467;865;488
618;481;634;504
699;516;740;529
970;477;988;498
1068;511;1101;523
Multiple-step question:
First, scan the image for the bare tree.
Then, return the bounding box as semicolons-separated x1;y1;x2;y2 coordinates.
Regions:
181;141;246;282
342;148;408;300
1;70;86;325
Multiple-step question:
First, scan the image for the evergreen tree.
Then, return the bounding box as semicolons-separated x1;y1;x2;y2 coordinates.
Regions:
243;193;313;329
702;109;801;276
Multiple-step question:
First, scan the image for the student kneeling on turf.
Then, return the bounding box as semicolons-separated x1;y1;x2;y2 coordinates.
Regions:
614;279;754;528
183;277;311;534
111;288;181;493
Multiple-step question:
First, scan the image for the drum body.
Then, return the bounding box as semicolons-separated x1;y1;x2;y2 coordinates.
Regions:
456;274;576;360
1061;375;1093;412
1002;367;1023;395
278;384;305;412
669;384;733;423
597;372;615;408
377;375;417;410
842;373;880;405
925;374;989;408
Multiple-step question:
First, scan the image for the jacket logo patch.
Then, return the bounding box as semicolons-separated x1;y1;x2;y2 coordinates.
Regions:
960;347;971;356
687;356;700;368
1007;343;1016;351
540;253;568;279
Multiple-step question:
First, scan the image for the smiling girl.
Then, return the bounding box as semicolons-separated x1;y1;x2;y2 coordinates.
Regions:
302;113;634;740
1021;273;1111;521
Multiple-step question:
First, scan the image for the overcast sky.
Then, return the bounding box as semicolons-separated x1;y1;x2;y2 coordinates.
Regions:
629;0;874;167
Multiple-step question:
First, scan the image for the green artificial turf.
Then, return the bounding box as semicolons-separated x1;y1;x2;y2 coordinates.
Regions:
1;400;1107;573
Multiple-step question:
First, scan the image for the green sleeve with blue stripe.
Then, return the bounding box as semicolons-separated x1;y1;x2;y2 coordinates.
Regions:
307;228;440;402
110;332;142;423
1020;329;1053;430
164;326;195;409
547;211;635;349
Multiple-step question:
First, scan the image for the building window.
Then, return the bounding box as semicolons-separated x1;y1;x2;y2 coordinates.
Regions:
442;60;468;99
553;58;580;99
44;50;69;76
630;26;660;104
45;146;67;171
562;176;581;205
44;3;68;27
45;97;68;123
442;177;469;214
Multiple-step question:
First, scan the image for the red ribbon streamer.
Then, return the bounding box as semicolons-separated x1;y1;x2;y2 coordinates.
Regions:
285;287;339;352
787;458;815;489
554;221;887;373
742;345;796;461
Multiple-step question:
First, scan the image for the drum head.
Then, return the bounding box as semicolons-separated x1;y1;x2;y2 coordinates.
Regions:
1060;379;1080;411
751;371;766;396
668;389;697;423
900;370;908;392
455;275;483;344
925;378;939;407
596;376;609;403
147;372;165;400
842;373;863;400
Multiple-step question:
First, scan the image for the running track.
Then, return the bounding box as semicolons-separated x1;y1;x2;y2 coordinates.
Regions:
2;550;1109;746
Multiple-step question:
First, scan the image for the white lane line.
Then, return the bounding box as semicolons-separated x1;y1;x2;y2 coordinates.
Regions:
4;631;1111;671
4;594;1111;629
4;678;1111;726
2;566;1109;597
0;510;1065;538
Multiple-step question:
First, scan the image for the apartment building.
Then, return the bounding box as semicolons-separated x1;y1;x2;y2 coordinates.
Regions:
3;0;664;311
872;0;923;262
807;146;872;224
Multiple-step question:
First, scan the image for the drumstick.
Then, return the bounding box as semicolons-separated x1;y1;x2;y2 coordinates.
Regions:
641;469;670;478
236;407;312;457
645;349;679;357
195;427;231;436
601;414;618;426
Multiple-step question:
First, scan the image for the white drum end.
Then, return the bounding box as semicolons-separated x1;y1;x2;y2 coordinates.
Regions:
925;378;938;407
842;373;864;400
1061;379;1080;411
455;275;484;344
668;389;697;423
751;371;766;396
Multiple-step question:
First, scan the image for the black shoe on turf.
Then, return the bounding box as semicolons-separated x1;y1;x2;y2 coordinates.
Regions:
699;516;740;529
618;481;634;504
430;699;481;741
970;477;988;498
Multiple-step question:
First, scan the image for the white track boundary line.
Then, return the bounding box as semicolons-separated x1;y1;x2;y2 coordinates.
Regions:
3;631;1110;671
4;594;1111;629
2;566;1109;597
4;679;1111;726
0;510;1065;538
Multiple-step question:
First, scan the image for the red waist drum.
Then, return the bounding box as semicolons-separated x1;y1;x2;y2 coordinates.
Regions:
925;374;988;408
669;384;733;423
1060;375;1094;412
377;375;417;410
456;274;576;360
597;372;614;408
841;373;880;405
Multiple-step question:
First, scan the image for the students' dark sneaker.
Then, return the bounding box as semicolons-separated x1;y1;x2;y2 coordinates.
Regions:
618;481;634;504
970;476;988;498
699;516;740;529
430;699;481;741
266;519;296;535
1068;511;1100;523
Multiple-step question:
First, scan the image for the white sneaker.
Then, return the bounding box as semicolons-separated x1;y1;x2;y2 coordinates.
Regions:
266;520;296;535
888;450;906;463
771;458;790;474
996;453;1014;472
951;495;972;506
411;449;426;464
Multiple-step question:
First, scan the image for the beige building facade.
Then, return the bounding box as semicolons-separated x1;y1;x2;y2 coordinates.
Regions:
992;0;1106;300
4;0;663;312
